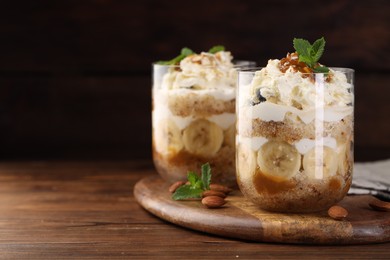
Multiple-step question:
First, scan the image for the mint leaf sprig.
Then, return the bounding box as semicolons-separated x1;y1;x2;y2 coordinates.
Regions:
156;45;226;65
293;37;329;73
208;45;225;54
157;47;194;65
172;163;212;200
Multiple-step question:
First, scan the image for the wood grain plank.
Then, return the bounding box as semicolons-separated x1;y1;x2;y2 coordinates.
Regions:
135;175;390;245
0;161;389;258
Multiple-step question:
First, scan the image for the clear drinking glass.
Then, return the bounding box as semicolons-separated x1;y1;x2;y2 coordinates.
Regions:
152;61;254;187
236;67;354;212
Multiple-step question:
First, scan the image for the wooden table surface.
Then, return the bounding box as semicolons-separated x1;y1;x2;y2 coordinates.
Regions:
0;161;389;259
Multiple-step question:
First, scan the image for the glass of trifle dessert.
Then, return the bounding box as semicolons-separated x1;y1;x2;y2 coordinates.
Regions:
153;46;253;187
237;38;354;212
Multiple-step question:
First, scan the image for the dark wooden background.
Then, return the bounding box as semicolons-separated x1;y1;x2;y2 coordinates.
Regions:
0;0;389;160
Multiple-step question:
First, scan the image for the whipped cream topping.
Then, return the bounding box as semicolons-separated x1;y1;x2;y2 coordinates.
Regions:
241;59;354;123
153;51;237;133
250;59;354;110
161;51;236;91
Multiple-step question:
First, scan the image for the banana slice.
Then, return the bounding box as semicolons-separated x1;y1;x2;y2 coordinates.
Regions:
223;124;236;147
236;143;257;181
257;140;301;181
153;119;183;157
337;141;352;176
183;119;223;157
303;146;338;179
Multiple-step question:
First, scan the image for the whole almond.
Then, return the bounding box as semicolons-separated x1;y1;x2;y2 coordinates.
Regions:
168;181;186;193
369;199;390;212
210;184;233;194
328;205;348;220
202;190;226;198
202;196;226;208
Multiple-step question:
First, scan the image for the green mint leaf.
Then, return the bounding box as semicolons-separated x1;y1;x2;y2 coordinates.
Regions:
311;37;326;63
171;162;213;200
181;47;194;56
187;171;199;186
156;60;173;65
156;47;194;65
293;38;311;59
303;50;315;67
156;54;184;65
293;37;327;69
195;180;203;189
297;55;314;66
313;66;330;73
201;163;211;190
208;45;225;54
172;185;203;200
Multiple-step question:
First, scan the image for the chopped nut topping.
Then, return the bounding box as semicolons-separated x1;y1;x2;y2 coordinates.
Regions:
278;52;331;82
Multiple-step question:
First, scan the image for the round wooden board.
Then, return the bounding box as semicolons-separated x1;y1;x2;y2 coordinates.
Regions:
134;175;390;245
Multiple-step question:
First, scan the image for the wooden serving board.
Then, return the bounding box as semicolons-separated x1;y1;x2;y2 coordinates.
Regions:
134;176;390;245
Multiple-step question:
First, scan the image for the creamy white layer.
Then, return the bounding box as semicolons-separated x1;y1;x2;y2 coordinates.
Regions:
241;101;353;124
249;60;354;110
154;51;237;130
237;135;338;155
153;88;235;130
239;60;354;124
161;51;237;91
159;87;236;102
